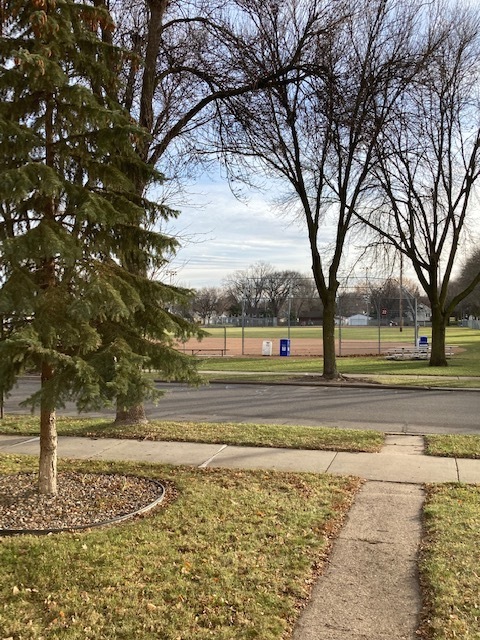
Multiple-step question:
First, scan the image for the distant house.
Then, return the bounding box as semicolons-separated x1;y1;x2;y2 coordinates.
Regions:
417;304;431;323
405;304;431;325
297;311;323;325
347;313;369;326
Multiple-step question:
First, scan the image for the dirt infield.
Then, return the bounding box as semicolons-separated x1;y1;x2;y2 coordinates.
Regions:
178;336;405;357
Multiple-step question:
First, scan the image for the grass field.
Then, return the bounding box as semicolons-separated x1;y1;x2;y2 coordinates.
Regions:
202;325;426;341
192;326;480;384
0;454;360;640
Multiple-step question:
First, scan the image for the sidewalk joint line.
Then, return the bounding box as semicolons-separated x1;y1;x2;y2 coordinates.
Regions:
325;451;338;474
455;457;460;482
8;436;39;447
198;444;228;469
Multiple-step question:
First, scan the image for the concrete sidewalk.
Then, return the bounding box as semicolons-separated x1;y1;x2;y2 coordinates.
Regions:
1;433;480;483
291;481;425;640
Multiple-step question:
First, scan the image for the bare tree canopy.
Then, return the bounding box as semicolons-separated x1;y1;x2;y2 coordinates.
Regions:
358;2;480;365
212;0;439;378
107;0;331;174
451;247;480;318
192;287;227;323
222;262;306;321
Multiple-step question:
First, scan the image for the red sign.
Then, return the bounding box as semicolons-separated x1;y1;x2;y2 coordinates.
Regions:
381;308;387;316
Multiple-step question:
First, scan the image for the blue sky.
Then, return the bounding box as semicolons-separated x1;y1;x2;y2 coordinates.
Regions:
164;173;435;292
167;174;320;289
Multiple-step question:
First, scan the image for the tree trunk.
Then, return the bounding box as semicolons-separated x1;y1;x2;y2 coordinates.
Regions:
429;308;448;367
38;361;57;495
115;403;148;426
322;294;339;380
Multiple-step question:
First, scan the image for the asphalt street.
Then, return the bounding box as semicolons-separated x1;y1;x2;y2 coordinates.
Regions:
3;378;479;434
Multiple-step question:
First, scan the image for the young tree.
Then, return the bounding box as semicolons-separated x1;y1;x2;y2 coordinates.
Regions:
360;4;480;365
214;0;434;378
0;0;198;494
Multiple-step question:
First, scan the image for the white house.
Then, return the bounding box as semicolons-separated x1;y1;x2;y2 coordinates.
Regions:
347;314;369;326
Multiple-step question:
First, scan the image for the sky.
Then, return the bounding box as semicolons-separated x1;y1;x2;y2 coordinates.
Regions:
164;171;461;293
166;173;321;290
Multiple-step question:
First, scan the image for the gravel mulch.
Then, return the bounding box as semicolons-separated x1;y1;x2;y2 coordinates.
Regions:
0;472;165;534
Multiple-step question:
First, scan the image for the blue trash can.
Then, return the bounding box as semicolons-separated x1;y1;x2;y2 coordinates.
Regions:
280;338;290;357
418;336;429;352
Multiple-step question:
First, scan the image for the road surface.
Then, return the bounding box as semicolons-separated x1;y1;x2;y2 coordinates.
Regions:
2;378;479;435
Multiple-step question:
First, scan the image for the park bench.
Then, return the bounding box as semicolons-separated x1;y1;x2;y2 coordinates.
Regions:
189;348;228;357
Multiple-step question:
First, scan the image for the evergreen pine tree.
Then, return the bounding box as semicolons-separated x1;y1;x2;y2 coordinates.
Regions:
0;0;200;495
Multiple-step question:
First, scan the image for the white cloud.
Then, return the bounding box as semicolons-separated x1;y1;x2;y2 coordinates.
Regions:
167;175;337;289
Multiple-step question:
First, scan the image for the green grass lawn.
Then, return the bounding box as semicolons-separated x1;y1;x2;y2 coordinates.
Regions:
419;484;480;640
425;434;480;459
203;325;428;341
198;368;480;389
0;454;360;640
0;415;384;452
196;327;480;383
202;324;472;344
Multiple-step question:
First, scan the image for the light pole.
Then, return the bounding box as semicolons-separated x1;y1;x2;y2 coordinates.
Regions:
287;290;292;341
399;254;403;332
166;269;177;285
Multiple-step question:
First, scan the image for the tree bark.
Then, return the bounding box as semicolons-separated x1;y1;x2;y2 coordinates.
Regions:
322;293;339;380
429;308;448;367
113;2;169;425
39;361;57;495
115;403;148;426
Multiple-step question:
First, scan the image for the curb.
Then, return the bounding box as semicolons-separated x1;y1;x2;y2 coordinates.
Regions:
157;377;480;393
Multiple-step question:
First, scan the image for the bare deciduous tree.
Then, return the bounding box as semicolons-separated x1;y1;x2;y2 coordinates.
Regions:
192;287;226;324
214;0;435;378
359;4;480;365
223;262;305;321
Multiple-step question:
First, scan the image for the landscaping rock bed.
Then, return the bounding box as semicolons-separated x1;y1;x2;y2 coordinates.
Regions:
0;472;165;534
